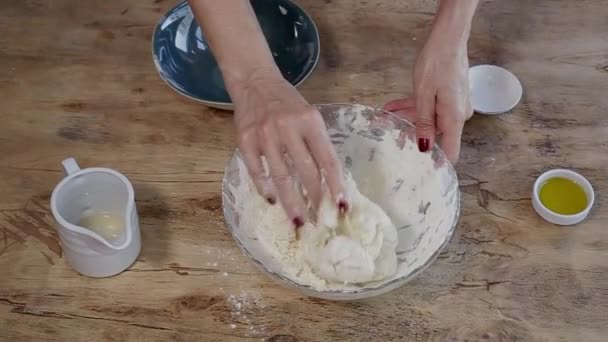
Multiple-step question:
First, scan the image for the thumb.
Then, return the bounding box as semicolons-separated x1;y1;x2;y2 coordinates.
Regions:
415;90;437;152
383;97;417;123
383;98;415;112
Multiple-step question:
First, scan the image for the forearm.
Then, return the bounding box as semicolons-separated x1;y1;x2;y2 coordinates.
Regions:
188;0;280;96
432;0;479;44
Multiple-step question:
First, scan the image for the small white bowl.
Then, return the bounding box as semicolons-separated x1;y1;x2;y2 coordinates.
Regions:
532;169;594;226
469;64;523;115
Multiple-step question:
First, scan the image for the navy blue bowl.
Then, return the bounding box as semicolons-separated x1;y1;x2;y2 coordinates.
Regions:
152;0;320;110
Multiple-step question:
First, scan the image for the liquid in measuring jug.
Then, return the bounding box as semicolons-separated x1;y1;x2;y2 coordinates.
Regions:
78;211;125;242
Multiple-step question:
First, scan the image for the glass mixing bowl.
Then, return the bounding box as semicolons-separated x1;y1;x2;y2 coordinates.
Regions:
222;104;460;300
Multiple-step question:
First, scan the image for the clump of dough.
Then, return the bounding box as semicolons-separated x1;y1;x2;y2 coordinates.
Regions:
299;175;398;284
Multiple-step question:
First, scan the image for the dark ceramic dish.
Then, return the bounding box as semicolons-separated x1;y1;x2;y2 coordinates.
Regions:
152;0;320;110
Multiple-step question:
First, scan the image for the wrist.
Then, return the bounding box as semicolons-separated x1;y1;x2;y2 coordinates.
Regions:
223;64;282;101
225;64;284;104
431;1;478;45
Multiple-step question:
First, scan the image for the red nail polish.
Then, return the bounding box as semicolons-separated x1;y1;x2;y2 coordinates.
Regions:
418;138;430;152
293;217;304;229
338;200;349;215
266;197;276;205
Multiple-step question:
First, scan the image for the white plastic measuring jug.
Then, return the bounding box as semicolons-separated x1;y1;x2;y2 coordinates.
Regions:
50;158;141;277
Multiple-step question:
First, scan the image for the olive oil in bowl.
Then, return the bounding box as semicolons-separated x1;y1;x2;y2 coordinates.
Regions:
539;177;588;215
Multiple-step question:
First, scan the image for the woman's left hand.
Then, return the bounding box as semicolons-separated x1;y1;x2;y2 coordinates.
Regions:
384;29;473;164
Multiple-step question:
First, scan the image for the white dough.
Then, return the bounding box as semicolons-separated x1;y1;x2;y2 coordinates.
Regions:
300;175;398;284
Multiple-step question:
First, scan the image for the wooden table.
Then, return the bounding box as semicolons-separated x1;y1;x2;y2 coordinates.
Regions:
1;0;607;341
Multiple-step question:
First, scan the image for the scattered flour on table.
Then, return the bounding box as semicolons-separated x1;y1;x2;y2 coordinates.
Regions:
226;291;268;335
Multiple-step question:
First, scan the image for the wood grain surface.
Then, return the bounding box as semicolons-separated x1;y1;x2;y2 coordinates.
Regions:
1;0;607;341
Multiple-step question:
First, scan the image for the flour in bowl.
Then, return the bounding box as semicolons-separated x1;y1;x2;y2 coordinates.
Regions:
242;173;398;289
226;104;460;292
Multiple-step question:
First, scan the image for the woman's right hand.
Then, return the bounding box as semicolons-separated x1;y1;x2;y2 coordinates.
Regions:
231;69;347;228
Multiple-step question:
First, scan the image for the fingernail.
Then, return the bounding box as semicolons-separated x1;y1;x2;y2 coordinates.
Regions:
418;138;430;152
338;200;349;215
266;197;276;205
293;217;304;229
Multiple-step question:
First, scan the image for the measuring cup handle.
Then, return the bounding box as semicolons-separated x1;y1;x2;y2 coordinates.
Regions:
61;158;81;176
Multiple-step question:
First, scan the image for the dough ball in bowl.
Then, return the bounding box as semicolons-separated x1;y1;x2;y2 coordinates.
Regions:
222;104;460;300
